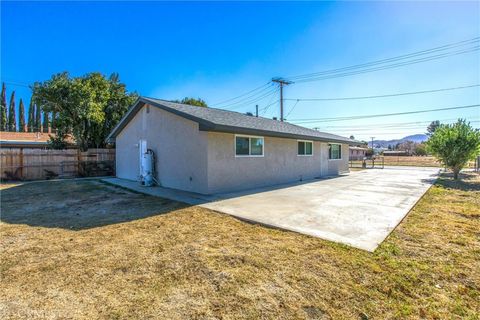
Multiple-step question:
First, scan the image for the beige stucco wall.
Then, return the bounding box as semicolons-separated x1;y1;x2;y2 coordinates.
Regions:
115;104;349;194
115;105;209;193
326;143;349;176
205;132;349;194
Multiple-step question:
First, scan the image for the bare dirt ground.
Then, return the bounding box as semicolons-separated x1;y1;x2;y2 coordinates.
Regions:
1;175;479;319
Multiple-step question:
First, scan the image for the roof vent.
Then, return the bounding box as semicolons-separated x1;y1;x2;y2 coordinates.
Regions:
272;117;278;120
245;112;253;116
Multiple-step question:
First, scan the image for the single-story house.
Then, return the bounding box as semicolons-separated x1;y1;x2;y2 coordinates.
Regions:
0;131;74;149
1;131;52;149
349;146;368;160
107;97;356;194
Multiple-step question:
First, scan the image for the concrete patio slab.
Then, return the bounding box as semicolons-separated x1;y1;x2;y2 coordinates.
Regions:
200;167;439;251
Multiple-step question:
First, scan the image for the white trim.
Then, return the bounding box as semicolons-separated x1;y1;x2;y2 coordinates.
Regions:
234;134;265;157
328;143;342;160
297;140;314;156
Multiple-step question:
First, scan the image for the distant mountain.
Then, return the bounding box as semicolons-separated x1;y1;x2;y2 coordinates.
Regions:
368;134;428;148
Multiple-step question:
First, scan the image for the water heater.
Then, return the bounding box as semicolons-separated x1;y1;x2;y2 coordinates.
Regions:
140;149;155;187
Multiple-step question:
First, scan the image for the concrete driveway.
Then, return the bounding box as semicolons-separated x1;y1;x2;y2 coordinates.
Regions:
201;167;439;251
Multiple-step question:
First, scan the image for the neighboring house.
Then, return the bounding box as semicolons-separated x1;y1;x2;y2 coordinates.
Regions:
1;131;52;149
0;131;74;149
107;97;356;194
349;146;368;160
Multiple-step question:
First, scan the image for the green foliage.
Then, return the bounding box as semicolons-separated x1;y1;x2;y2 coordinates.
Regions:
35;104;41;132
1;83;7;131
51;112;58;130
43;111;49;133
32;72;137;150
18;99;26;132
47;131;69;149
27;99;35;132
8;91;16;132
427;120;440;136
426;119;480;179
414;143;427;156
173;97;208;107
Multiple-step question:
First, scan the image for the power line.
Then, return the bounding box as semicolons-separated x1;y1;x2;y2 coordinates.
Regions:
284;84;480;102
210;82;271;107
316;117;479;129
290;104;480;124
285;37;479;81
221;87;279;110
322;120;480;132
285;99;300;118
261;99;280;117
2;81;31;88
259;87;280;117
289;46;480;83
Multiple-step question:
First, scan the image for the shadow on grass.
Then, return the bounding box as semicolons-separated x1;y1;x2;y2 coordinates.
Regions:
0;179;189;230
436;172;480;192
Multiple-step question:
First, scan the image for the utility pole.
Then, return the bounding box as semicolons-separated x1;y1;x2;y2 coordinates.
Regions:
370;136;375;153
255;104;258;117
272;77;293;122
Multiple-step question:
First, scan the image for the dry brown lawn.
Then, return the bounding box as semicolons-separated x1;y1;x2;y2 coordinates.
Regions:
1;174;479;319
381;156;476;168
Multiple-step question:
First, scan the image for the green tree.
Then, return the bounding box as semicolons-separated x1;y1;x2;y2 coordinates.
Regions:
18;99;26;132
414;143;427;156
173;97;207;107
8;91;16;131
427;120;440;136
43;111;49;133
0;83;7;131
35;104;41;132
27;99;35;132
32;72;137;150
51;112;58;131
426;119;480;179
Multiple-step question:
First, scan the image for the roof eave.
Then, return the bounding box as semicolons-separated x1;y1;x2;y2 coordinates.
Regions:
199;124;355;145
106;97;217;142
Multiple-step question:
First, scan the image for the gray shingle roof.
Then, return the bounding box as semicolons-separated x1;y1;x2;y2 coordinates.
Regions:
107;97;355;144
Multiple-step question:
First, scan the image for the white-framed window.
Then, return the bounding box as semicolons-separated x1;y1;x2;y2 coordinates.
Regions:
329;143;342;160
235;135;264;157
297;140;313;156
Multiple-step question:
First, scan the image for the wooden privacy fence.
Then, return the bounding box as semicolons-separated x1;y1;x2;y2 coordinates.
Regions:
1;149;115;181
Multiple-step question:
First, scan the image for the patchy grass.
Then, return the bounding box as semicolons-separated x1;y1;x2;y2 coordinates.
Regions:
1;174;479;319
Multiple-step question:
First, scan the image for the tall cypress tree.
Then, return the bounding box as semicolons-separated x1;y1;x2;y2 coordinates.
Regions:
8;91;16;132
43;111;49;133
18;98;26;132
35;104;41;132
51;112;57;131
27;99;35;132
0;83;7;131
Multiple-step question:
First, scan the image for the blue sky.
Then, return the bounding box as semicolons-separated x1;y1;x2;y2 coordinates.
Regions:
1;1;479;140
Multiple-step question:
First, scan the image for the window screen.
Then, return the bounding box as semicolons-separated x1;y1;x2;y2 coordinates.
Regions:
235;136;264;156
298;141;313;155
329;144;341;159
250;138;263;155
235;137;250;155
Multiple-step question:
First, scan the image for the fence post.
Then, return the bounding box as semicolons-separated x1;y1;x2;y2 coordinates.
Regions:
77;149;81;177
19;148;24;180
